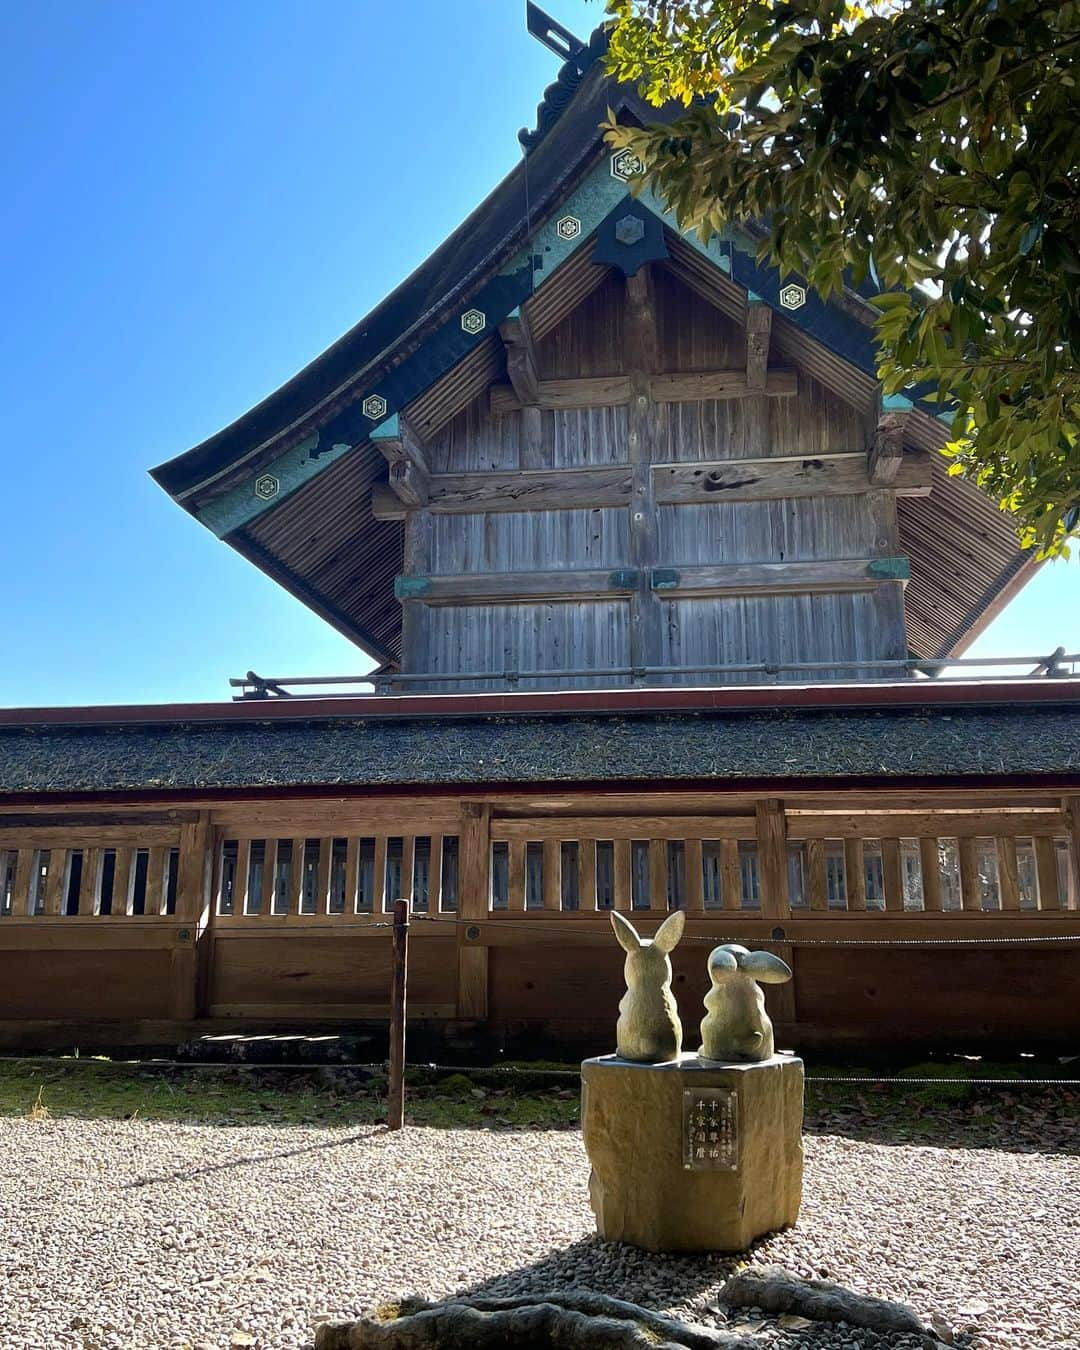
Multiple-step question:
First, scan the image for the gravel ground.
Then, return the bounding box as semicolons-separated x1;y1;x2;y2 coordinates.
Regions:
1;1117;1076;1350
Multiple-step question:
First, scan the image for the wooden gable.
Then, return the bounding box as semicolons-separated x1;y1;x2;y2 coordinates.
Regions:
154;49;1035;673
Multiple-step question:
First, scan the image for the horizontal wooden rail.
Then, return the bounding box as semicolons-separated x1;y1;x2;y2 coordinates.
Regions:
490;816;755;841
488;367;797;415
371;450;933;520
787;811;1067;839
394;559;911;607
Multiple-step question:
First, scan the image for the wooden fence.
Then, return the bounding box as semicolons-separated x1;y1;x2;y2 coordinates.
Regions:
1;794;1078;1050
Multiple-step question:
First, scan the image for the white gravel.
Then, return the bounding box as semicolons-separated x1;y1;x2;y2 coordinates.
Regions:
1;1117;1076;1350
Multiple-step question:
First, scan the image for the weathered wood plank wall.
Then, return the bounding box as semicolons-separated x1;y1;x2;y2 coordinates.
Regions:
396;268;914;688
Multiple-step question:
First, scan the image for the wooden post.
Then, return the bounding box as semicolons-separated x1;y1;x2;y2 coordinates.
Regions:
456;802;491;1018
1065;797;1080;911
958;836;982;911
844;838;867;911
387;897;410;1131
175;812;212;1022
881;838;904;911
1034;836;1061;911
756;800;789;922
919;836;943;911
401;509;432;681
684;837;704;915
720;840;742;911
806;839;828;911
624;266;662;678
996;837;1021;910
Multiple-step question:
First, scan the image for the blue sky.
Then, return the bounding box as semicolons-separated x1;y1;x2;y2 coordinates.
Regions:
1;1;1075;707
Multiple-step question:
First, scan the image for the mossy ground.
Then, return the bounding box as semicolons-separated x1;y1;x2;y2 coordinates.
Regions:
0;1055;1074;1146
0;1059;580;1129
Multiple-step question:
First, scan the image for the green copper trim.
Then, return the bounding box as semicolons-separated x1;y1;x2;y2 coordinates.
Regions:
198;152;891;540
868;556;911;581
394;575;432;600
370;413;401;443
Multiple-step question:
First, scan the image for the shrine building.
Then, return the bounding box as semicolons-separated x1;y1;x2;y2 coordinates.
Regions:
1;12;1077;1054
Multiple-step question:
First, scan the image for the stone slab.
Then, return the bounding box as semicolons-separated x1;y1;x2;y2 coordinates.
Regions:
581;1051;804;1252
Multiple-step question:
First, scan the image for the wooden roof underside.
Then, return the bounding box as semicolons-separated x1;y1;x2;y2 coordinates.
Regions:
232;240;1034;666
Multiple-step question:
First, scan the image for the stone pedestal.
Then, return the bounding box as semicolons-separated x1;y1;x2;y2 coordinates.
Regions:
581;1052;804;1253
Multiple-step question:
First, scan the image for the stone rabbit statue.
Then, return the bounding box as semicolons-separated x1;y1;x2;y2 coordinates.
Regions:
699;944;792;1063
610;909;686;1063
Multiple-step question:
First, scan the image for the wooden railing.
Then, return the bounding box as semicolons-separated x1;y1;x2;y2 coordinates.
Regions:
482;804;1080;917
489;815;761;916
212;832;460;922
1;796;1077;1046
0;824;189;919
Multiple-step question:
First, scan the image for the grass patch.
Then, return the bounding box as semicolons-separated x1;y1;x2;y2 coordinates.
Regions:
0;1060;582;1130
0;1056;1073;1148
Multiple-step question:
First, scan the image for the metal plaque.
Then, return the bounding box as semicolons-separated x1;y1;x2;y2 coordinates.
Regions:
683;1087;738;1170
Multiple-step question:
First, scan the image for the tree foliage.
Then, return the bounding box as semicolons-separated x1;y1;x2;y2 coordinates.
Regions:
603;0;1080;553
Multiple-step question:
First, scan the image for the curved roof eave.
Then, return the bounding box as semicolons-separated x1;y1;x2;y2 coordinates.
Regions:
150;64;657;504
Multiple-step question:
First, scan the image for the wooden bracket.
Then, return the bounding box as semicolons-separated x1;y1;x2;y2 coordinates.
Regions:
498;309;541;406
371;413;431;505
868;411;909;485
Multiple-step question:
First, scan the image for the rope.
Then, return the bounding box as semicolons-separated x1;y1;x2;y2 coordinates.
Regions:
1;1055;1075;1087
407;912;1080;946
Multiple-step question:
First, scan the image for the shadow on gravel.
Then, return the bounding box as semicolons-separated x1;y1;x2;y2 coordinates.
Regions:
442;1234;736;1319
122;1125;386;1189
413;1238;965;1348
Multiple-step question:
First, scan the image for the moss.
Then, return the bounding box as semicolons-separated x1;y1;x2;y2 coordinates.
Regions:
0;1060;582;1131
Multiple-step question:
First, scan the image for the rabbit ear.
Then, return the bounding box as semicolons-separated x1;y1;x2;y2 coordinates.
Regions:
610;910;641;953
739;949;793;984
707;945;740;975
652;908;685;953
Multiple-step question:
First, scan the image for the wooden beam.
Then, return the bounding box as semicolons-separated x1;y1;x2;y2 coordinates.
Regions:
654;450;933;505
395;567;640;605
487;367;796;414
745;300;773;391
789;810;1066;840
649;557;909;598
490;375;631;415
498;311;540;406
394;557;909;606
650;368;796;403
491;815;756;842
371;450;934;519
868;411;909;485
371;467;631;520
